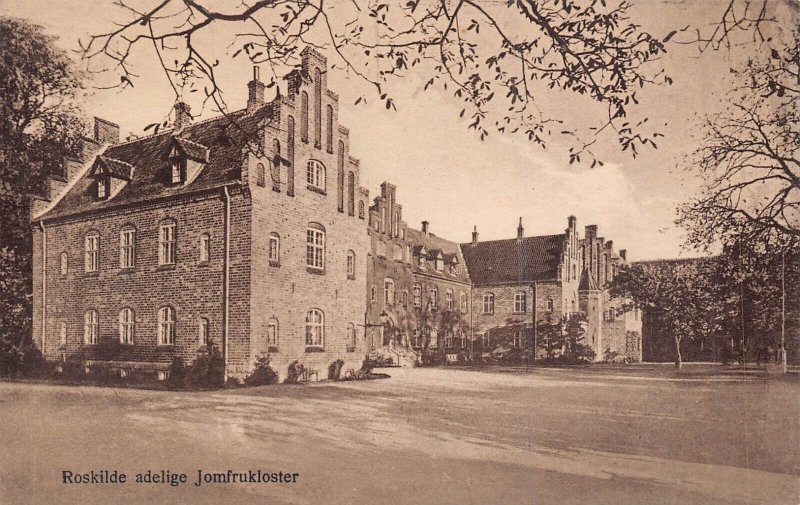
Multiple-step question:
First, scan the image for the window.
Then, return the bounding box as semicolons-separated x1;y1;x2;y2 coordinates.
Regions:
514;292;527;313
444;333;453;348
305;309;324;347
513;330;523;348
481;331;490;347
84;310;98;345
429;288;438;309
267;318;278;347
402;290;408;307
346;250;356;279
607;308;616;321
199;233;210;263
460;291;467;313
371;286;376;304
347;171;355;216
314;68;322;147
384;278;395;305
171;158;185;185
358;201;365;219
300;91;309;142
269;233;280;264
158;306;176;345
59;321;67;347
306;159;326;191
346;323;356;351
256;163;266;187
483;293;495;314
326;104;334;153
547;298;554;311
445;290;454;311
97;176;108;199
60;252;68;275
84;231;99;272
116;226;135;269
412;329;421;348
412;284;421;307
337;142;345;212
435;258;443;271
306;223;325;270
287;116;295;196
159;220;176;265
119;308;134;344
199;317;209;346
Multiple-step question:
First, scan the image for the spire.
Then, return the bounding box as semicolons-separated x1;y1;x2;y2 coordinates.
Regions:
517;217;524;240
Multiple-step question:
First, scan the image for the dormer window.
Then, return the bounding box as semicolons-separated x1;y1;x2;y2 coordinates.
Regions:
96;176;109;199
91;155;134;201
170;157;185;185
168;137;209;187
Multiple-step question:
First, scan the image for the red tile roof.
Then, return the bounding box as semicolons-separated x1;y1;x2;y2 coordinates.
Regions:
37;105;274;221
461;234;565;286
406;228;471;284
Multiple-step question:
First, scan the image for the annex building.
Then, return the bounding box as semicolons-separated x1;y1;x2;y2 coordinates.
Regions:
30;48;640;380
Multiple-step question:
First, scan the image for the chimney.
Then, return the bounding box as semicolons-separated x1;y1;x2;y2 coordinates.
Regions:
471;226;479;245
606;240;614;250
93;117;119;145
585;225;598;240
174;102;191;130
619;249;627;261
517;217;524;240
421;221;429;235
247;66;265;111
568;215;576;230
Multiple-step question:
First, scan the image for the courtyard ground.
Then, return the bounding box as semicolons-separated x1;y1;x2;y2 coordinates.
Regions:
0;365;798;505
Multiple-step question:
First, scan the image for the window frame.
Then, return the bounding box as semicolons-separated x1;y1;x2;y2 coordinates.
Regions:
157;306;176;346
119;226;136;269
84;231;100;273
346;250;356;279
514;292;527;314
384;278;395;306
199;317;209;346
158;220;177;266
305;223;325;271
269;233;280;265
460;291;467;313
304;308;324;348
429;287;438;310
267;318;279;348
445;290;454;311
199;233;211;263
306;159;326;192
60;252;68;275
84;309;98;345
482;293;495;315
118;308;135;345
412;284;422;308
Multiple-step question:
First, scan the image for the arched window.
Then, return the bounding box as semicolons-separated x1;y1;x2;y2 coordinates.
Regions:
268;233;280;264
402;290;408;307
346;323;356;350
446;290;454;311
347;171;355;216
483;293;495;314
59;321;67;347
514;292;527;313
306;159;326;191
306;222;325;270
119;308;135;344
286;115;295;196
119;225;136;269
84;310;98;344
159;219;176;265
84;231;99;272
358;201;365;219
337;141;345;212
546;298;554;311
267;318;279;347
199;317;209;346
370;286;376;303
256;162;266;187
271;139;282;191
412;284;422;307
460;291;467;313
314;68;322;147
384;278;395;305
199;233;210;263
326;104;334;153
60;252;68;275
346;250;356;279
300;91;309;142
305;309;324;347
158;306;176;345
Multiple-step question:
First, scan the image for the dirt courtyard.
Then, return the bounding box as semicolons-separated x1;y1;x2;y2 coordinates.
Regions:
0;365;797;505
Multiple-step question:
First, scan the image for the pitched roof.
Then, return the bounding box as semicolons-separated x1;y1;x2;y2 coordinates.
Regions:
172;136;210;162
37;105;274;221
406;228;471;284
461;234;565;286
92;156;134;180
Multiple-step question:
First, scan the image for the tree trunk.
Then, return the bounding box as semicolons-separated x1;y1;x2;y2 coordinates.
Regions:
674;335;682;370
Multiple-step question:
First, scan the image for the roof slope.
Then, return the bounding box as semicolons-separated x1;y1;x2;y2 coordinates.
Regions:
461;234;565;286
406;228;471;284
38;105;274;221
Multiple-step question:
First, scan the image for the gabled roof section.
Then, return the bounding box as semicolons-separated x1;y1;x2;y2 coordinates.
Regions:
406;228;471;284
171;136;210;163
36;104;275;221
461;234;565;286
92;155;134;181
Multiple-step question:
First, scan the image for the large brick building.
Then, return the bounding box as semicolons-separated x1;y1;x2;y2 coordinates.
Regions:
31;48;370;380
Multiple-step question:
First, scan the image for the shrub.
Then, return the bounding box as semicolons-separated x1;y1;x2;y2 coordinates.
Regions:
167;357;186;390
244;355;278;386
206;343;226;389
327;359;344;380
187;351;211;388
285;361;305;384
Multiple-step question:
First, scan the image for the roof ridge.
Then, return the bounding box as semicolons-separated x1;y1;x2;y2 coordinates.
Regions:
461;232;565;246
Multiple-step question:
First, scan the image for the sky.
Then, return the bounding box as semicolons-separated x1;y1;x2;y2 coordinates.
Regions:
1;0;797;260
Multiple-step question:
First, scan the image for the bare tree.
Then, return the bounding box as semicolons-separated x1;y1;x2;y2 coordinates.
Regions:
78;0;680;164
679;27;799;248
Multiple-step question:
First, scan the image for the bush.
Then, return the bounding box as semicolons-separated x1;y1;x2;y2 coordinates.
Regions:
167;357;186;390
0;339;50;378
327;359;344;380
207;343;226;389
244;355;278;386
184;339;226;389
285;360;305;384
